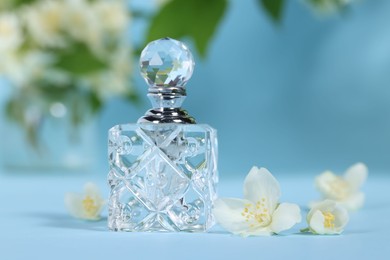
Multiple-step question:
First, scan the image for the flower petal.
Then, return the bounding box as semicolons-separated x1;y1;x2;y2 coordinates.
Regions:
344;163;368;192
84;182;106;209
307;199;336;221
65;183;105;221
243;167;281;213
213;198;254;236
270;203;301;234
341;192;365;211
332;204;349;233
64;192;84;219
84;182;102;196
315;171;346;200
309;210;326;234
308;200;322;209
243;227;272;237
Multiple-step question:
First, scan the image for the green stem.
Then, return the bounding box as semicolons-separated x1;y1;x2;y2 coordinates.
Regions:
300;227;310;233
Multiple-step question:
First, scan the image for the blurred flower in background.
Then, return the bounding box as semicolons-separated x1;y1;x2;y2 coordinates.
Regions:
313;163;368;211
304;0;355;14
0;0;133;147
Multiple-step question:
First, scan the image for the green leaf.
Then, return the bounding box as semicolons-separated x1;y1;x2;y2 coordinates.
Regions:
146;0;228;57
53;43;107;75
4;98;23;123
13;0;36;5
2;0;37;9
88;92;103;114
258;0;285;23
125;89;141;106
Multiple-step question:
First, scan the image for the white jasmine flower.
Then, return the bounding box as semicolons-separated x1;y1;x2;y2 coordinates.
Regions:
213;167;301;237
65;182;106;221
313;163;368;211
0;0;133;106
0;13;22;53
63;0;101;50
305;200;349;235
24;0;66;47
1;51;52;87
93;0;129;34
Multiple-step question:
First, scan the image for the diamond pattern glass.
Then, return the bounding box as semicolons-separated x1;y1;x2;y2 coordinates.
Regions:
108;123;218;232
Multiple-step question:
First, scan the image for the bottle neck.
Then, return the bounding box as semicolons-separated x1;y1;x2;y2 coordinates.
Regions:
137;86;196;124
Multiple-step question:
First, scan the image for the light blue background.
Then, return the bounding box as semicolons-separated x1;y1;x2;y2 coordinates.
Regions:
1;0;389;177
98;0;390;178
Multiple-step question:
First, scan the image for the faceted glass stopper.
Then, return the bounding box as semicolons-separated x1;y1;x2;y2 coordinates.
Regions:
140;37;195;87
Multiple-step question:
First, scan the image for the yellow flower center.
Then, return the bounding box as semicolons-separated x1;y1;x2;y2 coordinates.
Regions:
329;177;350;200
323;211;335;229
241;198;271;228
82;195;98;216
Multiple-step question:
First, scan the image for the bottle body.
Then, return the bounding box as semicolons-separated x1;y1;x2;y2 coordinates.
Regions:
108;123;218;232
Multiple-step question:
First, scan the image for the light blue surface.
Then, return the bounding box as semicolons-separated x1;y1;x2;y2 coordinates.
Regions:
0;170;388;260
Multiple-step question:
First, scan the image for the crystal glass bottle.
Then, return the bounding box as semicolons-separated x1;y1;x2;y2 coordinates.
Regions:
108;38;218;232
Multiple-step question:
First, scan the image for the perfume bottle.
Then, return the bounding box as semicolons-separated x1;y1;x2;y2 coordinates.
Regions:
108;38;218;232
